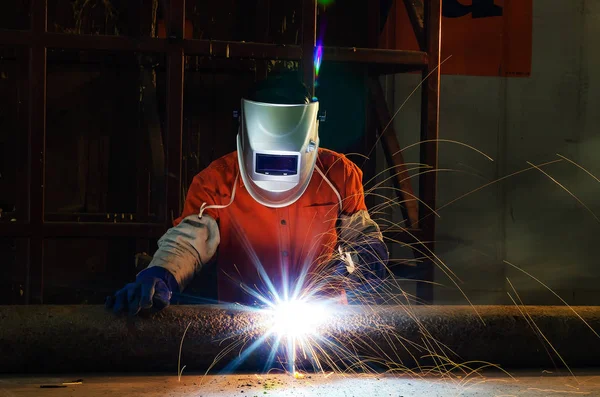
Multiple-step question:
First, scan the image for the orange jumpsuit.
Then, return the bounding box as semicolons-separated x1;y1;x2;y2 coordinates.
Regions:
148;148;385;305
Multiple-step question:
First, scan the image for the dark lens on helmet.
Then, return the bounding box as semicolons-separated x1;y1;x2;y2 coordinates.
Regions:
255;154;298;176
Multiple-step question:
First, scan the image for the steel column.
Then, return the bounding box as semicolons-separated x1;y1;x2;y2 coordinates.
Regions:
402;0;425;51
165;0;185;225
416;0;442;304
27;0;48;304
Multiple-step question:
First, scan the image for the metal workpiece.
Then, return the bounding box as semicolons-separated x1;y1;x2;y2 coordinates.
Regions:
1;305;599;373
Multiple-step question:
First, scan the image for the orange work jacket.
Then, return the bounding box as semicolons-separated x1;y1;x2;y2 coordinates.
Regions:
174;148;367;304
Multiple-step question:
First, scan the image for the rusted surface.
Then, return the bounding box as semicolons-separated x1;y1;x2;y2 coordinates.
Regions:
1;305;600;373
402;0;425;50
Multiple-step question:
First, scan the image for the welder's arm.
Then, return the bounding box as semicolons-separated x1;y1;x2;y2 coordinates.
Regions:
331;157;389;289
336;210;389;284
148;214;220;289
106;214;220;315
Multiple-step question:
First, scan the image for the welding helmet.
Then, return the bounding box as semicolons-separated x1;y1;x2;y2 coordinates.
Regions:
236;98;320;208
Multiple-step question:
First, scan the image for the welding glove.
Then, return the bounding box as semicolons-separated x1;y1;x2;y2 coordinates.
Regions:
332;240;389;296
105;266;180;316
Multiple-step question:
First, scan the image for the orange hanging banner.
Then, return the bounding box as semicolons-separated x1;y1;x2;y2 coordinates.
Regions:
385;0;533;77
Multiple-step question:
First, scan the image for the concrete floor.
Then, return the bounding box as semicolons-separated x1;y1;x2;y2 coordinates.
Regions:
1;371;599;397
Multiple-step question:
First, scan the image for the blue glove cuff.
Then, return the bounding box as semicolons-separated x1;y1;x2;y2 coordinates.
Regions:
137;266;180;293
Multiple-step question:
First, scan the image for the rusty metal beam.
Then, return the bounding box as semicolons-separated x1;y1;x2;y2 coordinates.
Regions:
2;305;600;373
0;30;169;51
41;223;166;238
27;0;47;305
416;0;442;304
323;47;427;67
402;0;425;51
0;29;302;59
0;222;165;238
368;77;419;229
196;41;301;60
164;0;185;226
0;29;429;71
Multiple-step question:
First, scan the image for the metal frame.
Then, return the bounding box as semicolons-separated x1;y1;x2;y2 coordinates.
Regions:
0;0;440;304
416;0;442;303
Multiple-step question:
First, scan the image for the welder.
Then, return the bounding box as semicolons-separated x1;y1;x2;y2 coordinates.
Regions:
106;73;389;315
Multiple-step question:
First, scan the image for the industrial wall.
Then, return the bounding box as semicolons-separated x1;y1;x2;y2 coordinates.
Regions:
383;0;600;305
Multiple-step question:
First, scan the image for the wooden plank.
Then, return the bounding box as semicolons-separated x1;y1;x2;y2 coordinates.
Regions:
368;76;419;229
416;0;441;304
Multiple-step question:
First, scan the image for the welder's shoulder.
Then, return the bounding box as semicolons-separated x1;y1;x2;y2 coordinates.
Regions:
317;148;363;179
192;151;238;187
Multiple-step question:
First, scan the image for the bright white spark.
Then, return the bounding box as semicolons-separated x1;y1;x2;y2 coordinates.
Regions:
265;299;330;339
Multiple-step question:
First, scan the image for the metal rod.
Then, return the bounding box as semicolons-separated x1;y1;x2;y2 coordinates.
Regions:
2;305;600;373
